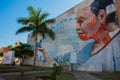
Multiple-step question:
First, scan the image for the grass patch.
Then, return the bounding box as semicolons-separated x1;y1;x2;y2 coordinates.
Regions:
56;72;76;80
90;72;120;80
1;72;76;80
0;64;51;73
0;64;76;80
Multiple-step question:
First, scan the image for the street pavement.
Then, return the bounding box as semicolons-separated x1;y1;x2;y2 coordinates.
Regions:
73;71;101;80
0;77;5;80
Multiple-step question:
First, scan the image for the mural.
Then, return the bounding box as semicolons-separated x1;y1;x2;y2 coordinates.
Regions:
43;17;80;65
76;0;119;56
2;51;14;64
27;16;80;66
26;0;120;71
76;0;120;71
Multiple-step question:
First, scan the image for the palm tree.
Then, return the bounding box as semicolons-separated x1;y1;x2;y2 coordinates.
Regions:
16;6;55;68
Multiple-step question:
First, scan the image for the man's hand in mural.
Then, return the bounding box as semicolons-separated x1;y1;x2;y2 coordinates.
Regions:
37;47;49;64
37;47;46;53
37;47;57;65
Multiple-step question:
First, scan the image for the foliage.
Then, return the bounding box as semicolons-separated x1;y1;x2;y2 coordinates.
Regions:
16;6;56;68
16;6;55;40
12;43;34;58
7;45;13;49
50;63;63;80
0;52;3;57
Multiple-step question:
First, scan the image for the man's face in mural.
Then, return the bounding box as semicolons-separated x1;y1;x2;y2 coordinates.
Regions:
76;7;100;41
76;6;111;55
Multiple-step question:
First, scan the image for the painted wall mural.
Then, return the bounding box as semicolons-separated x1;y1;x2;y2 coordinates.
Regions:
76;0;119;56
26;0;120;71
27;16;81;66
42;17;81;65
2;51;14;64
76;0;120;71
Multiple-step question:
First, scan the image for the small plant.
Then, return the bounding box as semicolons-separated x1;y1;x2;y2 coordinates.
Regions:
50;63;63;80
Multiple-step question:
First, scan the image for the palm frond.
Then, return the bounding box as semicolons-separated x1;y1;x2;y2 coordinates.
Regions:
37;8;41;17
28;22;36;27
29;16;36;23
16;26;34;35
38;22;47;32
38;21;42;26
17;17;30;25
39;12;49;21
45;18;55;24
38;30;46;39
41;33;45;39
46;28;55;40
38;22;55;40
27;6;37;17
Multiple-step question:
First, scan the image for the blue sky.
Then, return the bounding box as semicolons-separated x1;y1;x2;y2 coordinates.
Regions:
0;0;83;47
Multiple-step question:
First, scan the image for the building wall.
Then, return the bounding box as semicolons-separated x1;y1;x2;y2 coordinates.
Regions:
26;0;120;71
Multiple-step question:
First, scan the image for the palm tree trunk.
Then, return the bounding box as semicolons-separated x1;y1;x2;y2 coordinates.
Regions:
21;55;25;65
33;40;37;69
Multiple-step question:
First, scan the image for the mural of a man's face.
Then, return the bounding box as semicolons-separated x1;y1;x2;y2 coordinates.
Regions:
76;7;101;41
76;6;112;55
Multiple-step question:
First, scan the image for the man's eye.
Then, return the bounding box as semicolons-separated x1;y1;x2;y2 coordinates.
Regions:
77;17;85;23
80;20;84;22
77;18;81;23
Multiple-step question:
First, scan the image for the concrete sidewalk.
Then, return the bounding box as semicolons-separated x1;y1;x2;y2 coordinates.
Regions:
73;71;101;80
0;77;5;80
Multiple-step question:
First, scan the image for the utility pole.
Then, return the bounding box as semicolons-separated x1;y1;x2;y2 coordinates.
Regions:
115;0;120;25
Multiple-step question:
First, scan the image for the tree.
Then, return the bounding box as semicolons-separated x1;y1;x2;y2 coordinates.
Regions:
7;45;13;49
0;52;3;57
16;6;55;68
12;43;34;65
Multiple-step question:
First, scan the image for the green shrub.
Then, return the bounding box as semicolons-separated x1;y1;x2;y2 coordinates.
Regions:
50;63;63;80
